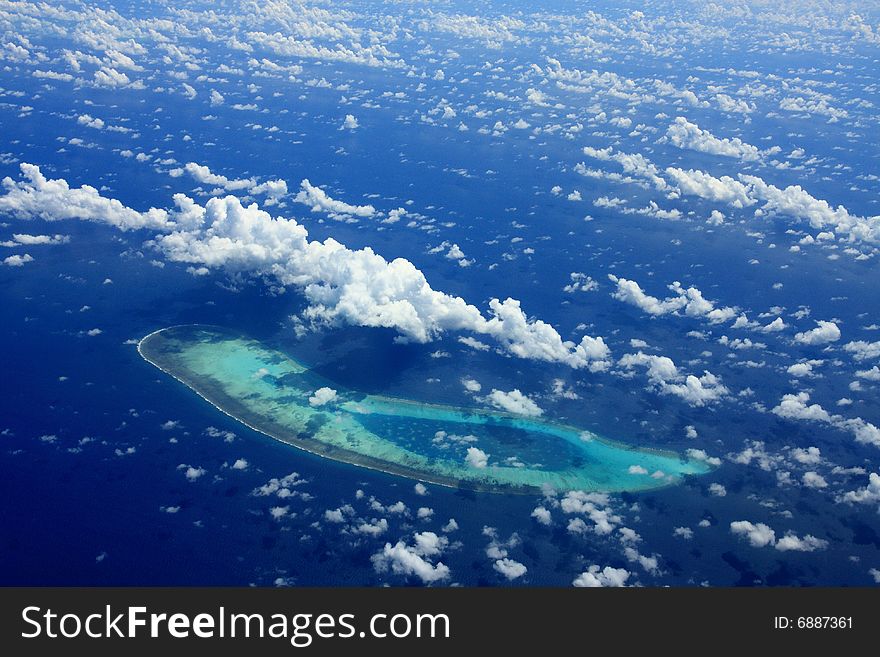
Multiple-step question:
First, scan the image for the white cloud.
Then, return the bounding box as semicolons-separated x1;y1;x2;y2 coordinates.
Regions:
465;447;489;468
461;377;482;393
308;387;337;407
793;320;840;345
484;388;543;417
709;483;727;497
787;362;813;377
342;114;358;130
772;392;880;448
666;168;754;208
572;565;630;587
245;31;406;69
352;518;388;537
171;162;288;201
670;166;880;246
855;366;880;381
493;558;527;580
294;179;376;218
94;67;135;88
608;275;685;316
802;471;828;489
580;146;667;190
838;472;880;506
715;93;754;114
559;491;620;535
844;340;880;361
77;114;104;129
458;336;490;352
730;520;776;547
0;163;171;231
562;272;598;293
791;446;821;465
249;179;289;201
779;96;847;121
674;527;694;540
3;253;33;266
774;533;829;552
1;165;610;371
371;535;451;584
686;449;721;467
608;275;736;322
178;464;206;482
762;317;786;333
252;472;307;497
530;506;552;525
665;117;761;161
618;352;728;406
9;233;69;245
172;162;253;191
772;391;832;423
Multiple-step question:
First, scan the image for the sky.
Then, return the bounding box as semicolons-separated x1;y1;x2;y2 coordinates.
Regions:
1;0;880;587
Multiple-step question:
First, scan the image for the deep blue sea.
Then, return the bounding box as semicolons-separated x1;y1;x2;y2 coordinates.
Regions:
1;0;879;586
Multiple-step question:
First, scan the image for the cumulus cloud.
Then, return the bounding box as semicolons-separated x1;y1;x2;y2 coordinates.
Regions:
0;163;171;231
618;352;728;406
779;96;847;121
608;275;736;323
484;388;543;417
731;520;828;553
774;533;829;552
802;471;828;489
493;558;527;580
772;392;832;423
666;164;880;246
559;491;620;536
8;233;69;245
580;146;667;190
294;179;376;218
844;340;880;361
308;387;337;407
1;164;611;371
787;362;814;378
171;162;288;201
740;175;877;243
772;392;880;448
465;447;489;468
371;533;450;584
855;366;880;381
178;464;206;482
665;168;754;207
530;506;552;525
171;162;253;191
461;377;482;393
730;520;776;547
562;272;598;293
838;472;880;506
572;565;630;587
665;117;761;161
793;320;841;346
3;253;34;266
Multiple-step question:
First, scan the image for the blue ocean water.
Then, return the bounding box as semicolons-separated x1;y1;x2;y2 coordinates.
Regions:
1;0;879;586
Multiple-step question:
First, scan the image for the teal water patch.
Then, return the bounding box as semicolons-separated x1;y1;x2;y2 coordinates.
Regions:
138;325;711;494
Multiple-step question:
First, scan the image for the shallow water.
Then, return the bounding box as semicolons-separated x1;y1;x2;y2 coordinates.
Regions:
138;325;710;493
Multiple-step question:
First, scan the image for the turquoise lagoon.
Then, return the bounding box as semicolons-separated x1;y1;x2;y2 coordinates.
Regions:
138;326;711;494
